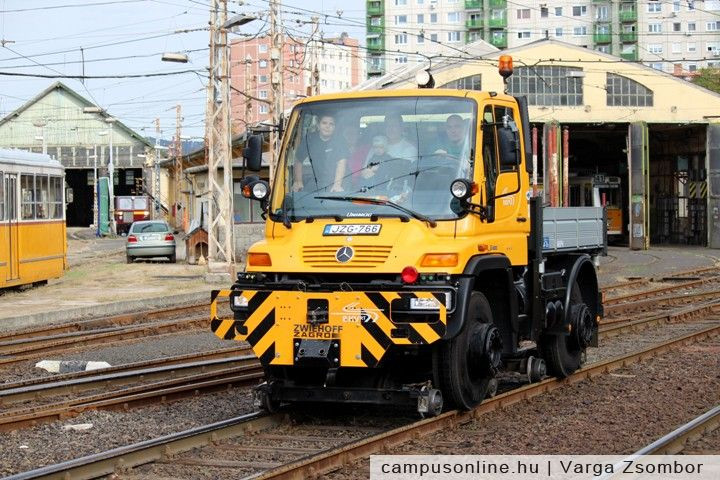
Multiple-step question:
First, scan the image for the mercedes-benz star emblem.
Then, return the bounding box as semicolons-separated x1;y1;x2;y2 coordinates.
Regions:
335;246;354;263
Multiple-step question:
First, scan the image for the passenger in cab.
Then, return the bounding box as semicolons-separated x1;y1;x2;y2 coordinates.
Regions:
383;113;417;162
292;113;346;193
339;120;371;190
434;114;469;159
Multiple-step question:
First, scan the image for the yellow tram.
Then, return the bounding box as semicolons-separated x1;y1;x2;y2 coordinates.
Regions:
569;174;623;237
0;149;66;289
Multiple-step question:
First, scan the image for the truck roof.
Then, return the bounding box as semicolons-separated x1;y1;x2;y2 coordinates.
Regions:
294;89;519;106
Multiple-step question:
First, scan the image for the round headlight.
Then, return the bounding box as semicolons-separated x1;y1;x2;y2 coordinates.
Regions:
252;182;268;200
450;180;469;199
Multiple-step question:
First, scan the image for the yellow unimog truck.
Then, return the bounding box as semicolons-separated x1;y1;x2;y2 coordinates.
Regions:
212;60;605;415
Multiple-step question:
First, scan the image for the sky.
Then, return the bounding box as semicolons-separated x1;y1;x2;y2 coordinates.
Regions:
0;0;366;141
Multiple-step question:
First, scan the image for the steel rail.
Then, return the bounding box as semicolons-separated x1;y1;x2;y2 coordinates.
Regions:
0;350;254;406
5;412;283;480
254;323;720;480
0;345;249;396
12;323;718;480
604;275;720;306
601;264;720;294
604;288;720;318
599;299;720;338
0;363;264;431
632;404;720;455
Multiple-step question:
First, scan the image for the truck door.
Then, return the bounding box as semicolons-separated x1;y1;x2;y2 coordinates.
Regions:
6;174;18;281
628;122;649;250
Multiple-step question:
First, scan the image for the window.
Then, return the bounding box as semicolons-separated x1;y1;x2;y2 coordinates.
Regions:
707;22;719;32
648;2;661;13
430;13;437;23
494;105;517;173
572;6;587;16
481;105;498;202
259;60;267;68
430;33;438;42
606;73;654;107
395;56;408;64
596;6;608;20
395;15;407;25
49;176;62;219
259;90;268;99
648;44;663;54
688;64;697;72
417;0;424;3
688;43;697;52
447;12;460;23
259;44;268;53
573;26;588;36
417;14;424;23
650;62;664;71
673;1;681;12
555;7;562;16
234;181;265;223
395;34;408;44
517;9;530;19
21;174;34;220
259;105;268;114
507;66;584;106
672;42;682;53
417;33;424;43
673;22;681;32
688;23;696;32
541;7;548;18
447;31;461;42
648;23;662;33
596;45;610;54
441;74;481;90
555;28;563;37
259;74;268;83
395;0;407;5
517;31;531;39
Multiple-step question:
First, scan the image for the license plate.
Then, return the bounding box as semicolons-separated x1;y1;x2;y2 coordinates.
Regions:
142;234;161;241
323;224;381;236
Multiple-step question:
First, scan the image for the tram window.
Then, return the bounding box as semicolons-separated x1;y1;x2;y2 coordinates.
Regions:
0;172;4;221
36;175;49;220
21;174;35;220
49;176;63;219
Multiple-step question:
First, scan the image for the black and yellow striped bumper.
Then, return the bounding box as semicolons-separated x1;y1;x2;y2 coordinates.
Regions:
210;289;448;368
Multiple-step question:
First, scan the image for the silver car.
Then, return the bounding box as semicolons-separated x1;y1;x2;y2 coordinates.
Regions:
126;220;177;263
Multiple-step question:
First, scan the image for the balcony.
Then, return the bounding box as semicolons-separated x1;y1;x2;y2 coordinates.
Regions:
620;31;637;43
489;33;507;49
466;31;483;44
466;18;483;29
488;17;507;29
488;0;506;8
367;23;384;34
366;39;385;52
367;1;383;16
619;10;637;22
368;64;384;76
593;28;611;44
620;51;638;61
465;0;482;9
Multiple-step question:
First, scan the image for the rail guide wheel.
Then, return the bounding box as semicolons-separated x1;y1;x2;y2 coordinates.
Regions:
540;282;595;378
434;291;503;410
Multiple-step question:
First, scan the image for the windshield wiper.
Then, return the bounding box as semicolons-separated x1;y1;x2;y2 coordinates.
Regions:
314;195;437;228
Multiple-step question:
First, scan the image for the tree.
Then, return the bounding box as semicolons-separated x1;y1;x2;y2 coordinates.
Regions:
692;68;720;94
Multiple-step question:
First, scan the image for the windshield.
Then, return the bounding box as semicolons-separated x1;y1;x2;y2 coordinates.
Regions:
271;96;477;222
131;222;169;233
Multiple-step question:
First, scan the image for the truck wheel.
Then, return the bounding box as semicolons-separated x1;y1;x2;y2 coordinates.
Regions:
540;282;592;378
435;291;502;410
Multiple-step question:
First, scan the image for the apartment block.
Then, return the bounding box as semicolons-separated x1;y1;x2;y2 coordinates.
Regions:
230;33;364;127
366;0;720;77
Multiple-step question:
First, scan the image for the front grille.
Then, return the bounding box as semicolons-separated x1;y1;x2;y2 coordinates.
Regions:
302;245;392;268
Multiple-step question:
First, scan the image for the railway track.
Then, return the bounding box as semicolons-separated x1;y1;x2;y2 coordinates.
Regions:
632;405;720;455
600;265;720;296
10;321;718;480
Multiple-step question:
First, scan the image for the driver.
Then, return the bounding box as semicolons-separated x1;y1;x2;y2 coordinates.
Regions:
292;113;346;193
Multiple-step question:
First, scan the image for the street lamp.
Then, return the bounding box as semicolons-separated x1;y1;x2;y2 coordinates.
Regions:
223;13;256;30
97;131;108;237
102;117;117;234
161;52;189;63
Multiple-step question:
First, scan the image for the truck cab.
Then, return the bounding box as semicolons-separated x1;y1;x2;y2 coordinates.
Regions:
212;75;604;415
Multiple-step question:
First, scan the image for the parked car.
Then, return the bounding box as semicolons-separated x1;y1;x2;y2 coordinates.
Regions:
126;220;176;263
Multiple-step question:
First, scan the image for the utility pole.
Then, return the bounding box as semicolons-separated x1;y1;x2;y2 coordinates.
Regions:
206;0;234;279
154;118;162;215
174;104;183;230
268;0;283;181
244;55;253;126
309;16;320;96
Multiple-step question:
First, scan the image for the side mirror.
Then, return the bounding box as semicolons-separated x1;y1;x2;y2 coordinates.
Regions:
497;125;520;168
244;134;263;172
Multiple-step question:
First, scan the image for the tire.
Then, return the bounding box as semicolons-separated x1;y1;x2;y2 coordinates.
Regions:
434;291;501;410
540;282;586;378
168;254;176;263
126;255;133;264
